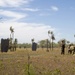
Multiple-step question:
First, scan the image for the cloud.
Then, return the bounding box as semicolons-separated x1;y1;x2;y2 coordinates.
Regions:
0;0;33;7
22;8;39;12
39;13;52;16
0;22;55;43
0;10;28;22
51;6;59;11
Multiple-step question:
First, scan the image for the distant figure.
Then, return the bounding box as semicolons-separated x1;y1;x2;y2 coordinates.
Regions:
68;44;75;54
73;46;75;54
61;40;65;54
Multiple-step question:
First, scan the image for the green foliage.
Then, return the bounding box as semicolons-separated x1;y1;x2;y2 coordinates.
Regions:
18;43;32;48
52;69;61;75
24;64;35;75
39;39;59;48
44;69;61;75
0;60;4;70
38;40;46;48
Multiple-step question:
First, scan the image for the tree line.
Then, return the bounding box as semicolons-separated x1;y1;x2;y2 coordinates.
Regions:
16;39;59;49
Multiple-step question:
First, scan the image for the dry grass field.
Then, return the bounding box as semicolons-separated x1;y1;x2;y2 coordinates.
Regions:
0;48;75;75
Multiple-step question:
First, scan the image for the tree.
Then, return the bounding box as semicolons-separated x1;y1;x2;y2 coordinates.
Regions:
48;30;55;50
31;38;34;43
9;26;15;51
14;38;18;44
13;38;18;50
38;39;46;49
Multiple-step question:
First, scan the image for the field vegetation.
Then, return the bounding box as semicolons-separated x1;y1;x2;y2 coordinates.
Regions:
0;48;75;75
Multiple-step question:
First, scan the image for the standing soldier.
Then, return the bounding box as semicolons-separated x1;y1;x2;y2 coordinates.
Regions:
61;40;65;54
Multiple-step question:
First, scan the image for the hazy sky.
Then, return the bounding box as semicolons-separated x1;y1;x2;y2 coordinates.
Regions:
0;0;75;43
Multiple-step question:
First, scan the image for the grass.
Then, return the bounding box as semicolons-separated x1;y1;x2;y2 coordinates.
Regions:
0;48;75;75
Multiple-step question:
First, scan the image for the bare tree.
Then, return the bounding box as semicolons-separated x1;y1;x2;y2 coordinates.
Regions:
48;30;55;50
10;26;14;51
10;26;14;41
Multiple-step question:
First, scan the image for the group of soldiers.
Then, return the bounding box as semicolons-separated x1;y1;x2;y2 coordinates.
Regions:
61;40;75;55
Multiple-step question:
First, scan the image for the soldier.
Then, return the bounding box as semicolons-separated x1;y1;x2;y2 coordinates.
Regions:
73;46;75;54
61;40;65;54
68;43;75;54
68;44;72;54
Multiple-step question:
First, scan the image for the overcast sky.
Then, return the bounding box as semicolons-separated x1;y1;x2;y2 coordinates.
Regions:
0;0;75;43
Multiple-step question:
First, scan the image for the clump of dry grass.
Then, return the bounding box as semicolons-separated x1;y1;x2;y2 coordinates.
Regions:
0;48;75;75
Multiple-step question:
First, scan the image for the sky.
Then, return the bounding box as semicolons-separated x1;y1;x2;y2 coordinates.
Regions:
0;0;75;43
